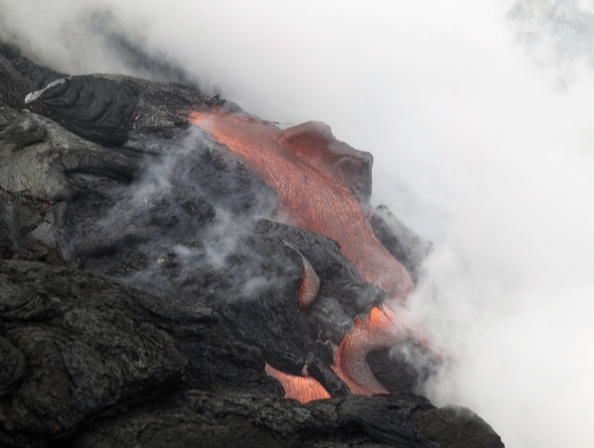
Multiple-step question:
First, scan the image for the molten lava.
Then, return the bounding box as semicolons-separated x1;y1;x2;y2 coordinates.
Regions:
333;305;400;395
189;110;413;298
189;108;417;401
297;252;320;310
265;363;331;403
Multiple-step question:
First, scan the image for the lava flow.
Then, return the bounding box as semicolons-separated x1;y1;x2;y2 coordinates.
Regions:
189;108;416;403
189;109;413;298
334;305;403;395
265;363;331;402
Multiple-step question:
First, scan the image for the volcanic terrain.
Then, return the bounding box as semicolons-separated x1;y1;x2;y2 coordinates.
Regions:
0;42;503;447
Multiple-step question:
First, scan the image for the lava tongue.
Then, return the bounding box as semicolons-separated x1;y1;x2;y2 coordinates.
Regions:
265;363;331;403
332;305;403;395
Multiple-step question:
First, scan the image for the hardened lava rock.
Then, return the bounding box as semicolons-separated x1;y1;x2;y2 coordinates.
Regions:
0;42;504;447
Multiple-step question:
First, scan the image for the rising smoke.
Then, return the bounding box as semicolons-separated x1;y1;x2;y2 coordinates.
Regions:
2;1;594;447
510;0;594;84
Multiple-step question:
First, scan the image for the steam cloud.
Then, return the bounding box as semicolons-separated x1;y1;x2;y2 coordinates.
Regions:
2;1;594;446
510;0;594;83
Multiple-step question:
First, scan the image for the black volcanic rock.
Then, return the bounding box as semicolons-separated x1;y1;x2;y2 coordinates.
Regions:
0;260;187;446
0;260;503;448
25;76;141;146
68;391;502;448
371;205;432;284
0;55;29;109
0;42;64;91
22;72;226;150
0;45;504;447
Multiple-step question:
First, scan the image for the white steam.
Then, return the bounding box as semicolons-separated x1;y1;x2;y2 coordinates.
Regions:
3;1;594;446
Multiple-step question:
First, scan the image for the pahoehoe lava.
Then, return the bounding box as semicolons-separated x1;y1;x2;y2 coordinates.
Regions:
0;41;503;447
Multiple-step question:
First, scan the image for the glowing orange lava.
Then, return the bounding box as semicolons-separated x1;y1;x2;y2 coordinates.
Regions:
189;108;416;401
333;305;401;395
189;110;413;298
265;363;331;403
297;253;320;310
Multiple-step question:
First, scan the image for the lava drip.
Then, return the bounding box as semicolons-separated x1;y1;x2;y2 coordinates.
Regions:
189;108;415;399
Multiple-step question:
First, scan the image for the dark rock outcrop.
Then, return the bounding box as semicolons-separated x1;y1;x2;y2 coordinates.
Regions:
0;260;186;446
371;205;432;284
0;55;29;109
0;43;64;92
70;392;502;448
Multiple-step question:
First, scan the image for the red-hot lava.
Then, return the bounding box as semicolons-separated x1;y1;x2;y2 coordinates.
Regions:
189;110;413;298
296;251;320;310
265;363;331;402
334;305;404;395
189;108;416;403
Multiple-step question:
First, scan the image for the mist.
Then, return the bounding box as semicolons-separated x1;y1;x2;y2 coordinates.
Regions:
2;1;594;446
